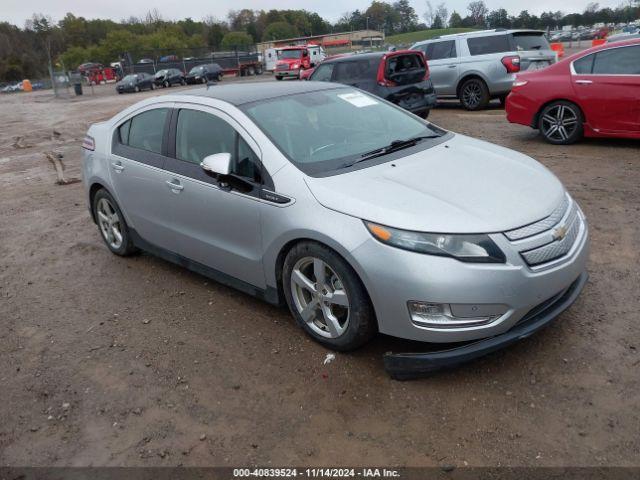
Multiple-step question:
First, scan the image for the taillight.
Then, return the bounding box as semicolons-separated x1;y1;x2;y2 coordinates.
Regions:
82;135;95;151
501;55;521;73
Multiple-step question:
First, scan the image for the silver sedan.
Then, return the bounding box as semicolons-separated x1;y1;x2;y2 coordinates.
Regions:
82;81;588;377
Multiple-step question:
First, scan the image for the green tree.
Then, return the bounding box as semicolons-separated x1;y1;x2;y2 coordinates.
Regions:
262;21;298;41
448;11;464;27
393;0;419;32
221;31;254;49
487;8;510;28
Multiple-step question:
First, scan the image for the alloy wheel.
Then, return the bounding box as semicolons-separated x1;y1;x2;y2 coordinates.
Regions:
97;198;123;250
290;257;350;338
541;104;578;142
462;81;482;109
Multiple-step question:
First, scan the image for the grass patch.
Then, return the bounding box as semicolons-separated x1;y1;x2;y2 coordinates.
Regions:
386;28;477;45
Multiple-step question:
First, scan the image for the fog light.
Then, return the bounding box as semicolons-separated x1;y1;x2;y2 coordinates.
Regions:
408;301;507;329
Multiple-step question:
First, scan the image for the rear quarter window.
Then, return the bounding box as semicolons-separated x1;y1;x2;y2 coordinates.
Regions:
424;40;457;60
333;59;377;81
572;54;594;74
467;35;511;55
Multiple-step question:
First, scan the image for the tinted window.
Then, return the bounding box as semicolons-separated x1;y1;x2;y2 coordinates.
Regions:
126;108;168;154
118;120;131;144
593;46;640;74
467;35;511;55
573;54;594;74
311;63;334;82
425;40;457;60
512;33;550;51
333;60;376;81
176;109;261;182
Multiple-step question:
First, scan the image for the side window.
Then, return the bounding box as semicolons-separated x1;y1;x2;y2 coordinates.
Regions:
125;108;168;154
467;35;511;56
593;46;640;75
312;63;334;82
333;60;373;81
118;119;131;144
426;40;456;60
176;109;261;183
573;54;594;74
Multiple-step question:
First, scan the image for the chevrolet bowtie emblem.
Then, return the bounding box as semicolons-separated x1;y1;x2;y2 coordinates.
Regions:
552;225;568;241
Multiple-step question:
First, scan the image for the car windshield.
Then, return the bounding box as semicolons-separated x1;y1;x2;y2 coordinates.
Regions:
122;75;137;82
242;87;446;175
189;66;204;74
280;50;302;59
155;70;167;77
512;33;550;51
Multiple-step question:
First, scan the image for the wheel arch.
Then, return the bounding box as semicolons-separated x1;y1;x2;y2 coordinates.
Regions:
532;98;586;129
272;237;378;328
455;73;489;98
88;182;108;223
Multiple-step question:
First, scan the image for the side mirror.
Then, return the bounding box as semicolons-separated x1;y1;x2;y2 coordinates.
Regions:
201;152;232;175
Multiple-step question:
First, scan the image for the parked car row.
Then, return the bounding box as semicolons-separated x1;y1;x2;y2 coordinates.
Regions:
115;64;224;94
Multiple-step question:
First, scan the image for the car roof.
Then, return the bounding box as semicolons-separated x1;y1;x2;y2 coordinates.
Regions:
413;28;545;45
178;81;344;106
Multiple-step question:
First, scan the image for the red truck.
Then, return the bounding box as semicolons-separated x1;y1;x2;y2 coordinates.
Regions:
275;45;325;80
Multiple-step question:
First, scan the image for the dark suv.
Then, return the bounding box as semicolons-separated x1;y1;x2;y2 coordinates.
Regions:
185;64;224;84
309;51;436;118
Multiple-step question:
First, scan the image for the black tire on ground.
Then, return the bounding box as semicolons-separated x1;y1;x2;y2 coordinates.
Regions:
181;79;186;85
275;76;283;81
92;189;137;256
282;241;377;351
420;109;430;119
201;77;207;84
150;83;155;90
459;78;490;111
217;73;223;82
538;100;584;145
134;86;140;93
498;95;508;107
164;80;169;88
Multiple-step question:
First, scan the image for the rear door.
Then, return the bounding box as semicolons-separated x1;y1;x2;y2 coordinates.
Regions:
418;40;458;95
109;104;180;252
572;45;640;132
510;32;556;71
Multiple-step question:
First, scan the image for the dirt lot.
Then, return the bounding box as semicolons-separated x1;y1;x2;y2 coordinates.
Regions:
1;77;639;468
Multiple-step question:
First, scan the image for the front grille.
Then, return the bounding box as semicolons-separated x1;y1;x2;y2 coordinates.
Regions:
503;193;585;269
505;195;570;240
276;64;289;71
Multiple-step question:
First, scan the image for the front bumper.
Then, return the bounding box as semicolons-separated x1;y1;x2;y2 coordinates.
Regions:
275;69;301;78
349;204;589;344
384;271;588;379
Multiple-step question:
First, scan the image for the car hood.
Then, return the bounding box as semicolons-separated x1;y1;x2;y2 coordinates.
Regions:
303;134;565;233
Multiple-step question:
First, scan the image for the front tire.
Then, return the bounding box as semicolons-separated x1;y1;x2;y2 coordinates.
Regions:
92;189;137;256
282;242;376;351
459;78;489;110
134;85;140;93
275;76;283;81
538;101;583;145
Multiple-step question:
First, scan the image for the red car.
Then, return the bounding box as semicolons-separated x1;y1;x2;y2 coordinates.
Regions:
506;38;640;144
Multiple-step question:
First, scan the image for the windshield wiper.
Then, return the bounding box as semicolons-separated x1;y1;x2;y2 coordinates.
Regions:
343;134;442;168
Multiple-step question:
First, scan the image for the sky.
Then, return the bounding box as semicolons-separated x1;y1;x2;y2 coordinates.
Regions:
2;0;627;28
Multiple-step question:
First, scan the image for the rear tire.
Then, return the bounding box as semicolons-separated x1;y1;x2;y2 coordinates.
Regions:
282;242;377;351
275;76;283;81
538;101;583;145
92;189;137;256
134;86;140;93
459;78;490;110
164;80;169;88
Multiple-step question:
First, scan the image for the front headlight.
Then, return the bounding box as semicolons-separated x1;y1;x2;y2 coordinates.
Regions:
365;221;506;263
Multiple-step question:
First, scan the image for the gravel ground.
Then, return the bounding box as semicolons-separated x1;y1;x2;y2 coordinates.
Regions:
1;77;639;468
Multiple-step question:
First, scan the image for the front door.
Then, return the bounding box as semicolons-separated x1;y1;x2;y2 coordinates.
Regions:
163;105;266;289
420;40;458;95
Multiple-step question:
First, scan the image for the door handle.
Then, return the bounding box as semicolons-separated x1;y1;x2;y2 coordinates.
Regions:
575;80;592;85
447;65;457;69
166;180;184;192
111;162;124;173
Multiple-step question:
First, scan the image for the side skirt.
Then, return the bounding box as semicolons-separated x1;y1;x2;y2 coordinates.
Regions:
129;229;280;306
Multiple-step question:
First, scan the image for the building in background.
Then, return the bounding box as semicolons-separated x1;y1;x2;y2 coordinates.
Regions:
256;29;385;55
